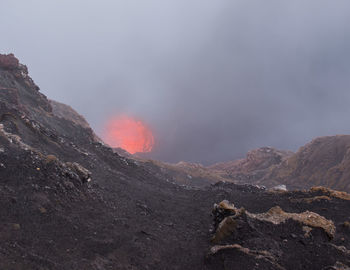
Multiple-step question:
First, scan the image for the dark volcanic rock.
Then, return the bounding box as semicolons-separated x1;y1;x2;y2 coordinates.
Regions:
1;54;350;269
208;197;350;270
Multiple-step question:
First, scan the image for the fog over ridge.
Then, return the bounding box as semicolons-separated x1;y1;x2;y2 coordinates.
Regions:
1;0;350;164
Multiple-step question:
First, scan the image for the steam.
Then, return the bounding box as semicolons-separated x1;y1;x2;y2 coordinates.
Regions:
2;0;350;164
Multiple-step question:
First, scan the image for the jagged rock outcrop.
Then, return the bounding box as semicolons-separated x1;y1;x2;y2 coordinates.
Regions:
0;54;50;113
113;147;135;158
208;199;349;269
0;54;20;70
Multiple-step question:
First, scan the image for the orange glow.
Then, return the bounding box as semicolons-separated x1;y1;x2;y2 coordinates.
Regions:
103;115;154;154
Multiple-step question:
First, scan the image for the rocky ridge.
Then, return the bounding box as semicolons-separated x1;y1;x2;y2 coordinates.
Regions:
209;147;293;186
259;136;350;192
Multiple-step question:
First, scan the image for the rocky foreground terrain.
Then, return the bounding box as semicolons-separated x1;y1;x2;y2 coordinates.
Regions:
1;53;350;269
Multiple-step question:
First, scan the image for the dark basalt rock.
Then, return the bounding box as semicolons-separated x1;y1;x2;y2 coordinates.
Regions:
208;200;350;270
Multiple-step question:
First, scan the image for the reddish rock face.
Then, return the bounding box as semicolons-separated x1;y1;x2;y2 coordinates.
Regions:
0;54;20;70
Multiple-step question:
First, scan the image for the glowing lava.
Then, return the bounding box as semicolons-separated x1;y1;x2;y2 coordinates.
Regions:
103;115;154;154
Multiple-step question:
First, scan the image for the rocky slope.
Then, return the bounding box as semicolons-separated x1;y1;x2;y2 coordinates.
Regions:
135;160;233;188
207;138;350;193
1;53;350;269
50;99;91;130
258;135;350;192
114;151;233;188
209;147;293;185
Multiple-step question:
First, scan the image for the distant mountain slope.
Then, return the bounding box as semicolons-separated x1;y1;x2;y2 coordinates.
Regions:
208;147;293;185
112;149;234;188
207;137;350;193
142;160;233;188
259;135;350;192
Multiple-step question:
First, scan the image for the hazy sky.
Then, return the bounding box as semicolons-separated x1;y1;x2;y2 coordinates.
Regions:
2;1;350;164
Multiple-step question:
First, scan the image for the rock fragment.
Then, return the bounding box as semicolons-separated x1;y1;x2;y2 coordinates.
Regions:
66;162;91;183
248;206;335;238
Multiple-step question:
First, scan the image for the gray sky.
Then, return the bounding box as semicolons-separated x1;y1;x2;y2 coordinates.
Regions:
2;0;350;164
